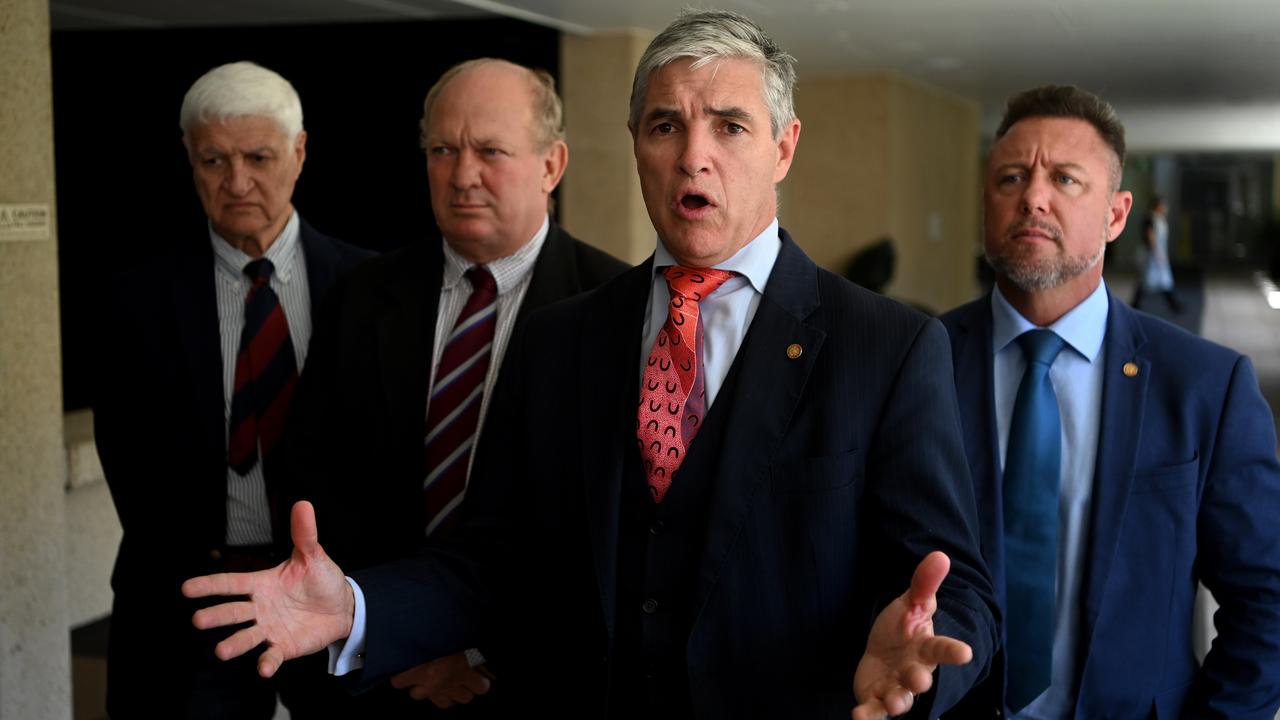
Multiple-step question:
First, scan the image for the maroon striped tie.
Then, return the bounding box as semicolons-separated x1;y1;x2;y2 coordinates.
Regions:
227;259;298;475
422;265;498;535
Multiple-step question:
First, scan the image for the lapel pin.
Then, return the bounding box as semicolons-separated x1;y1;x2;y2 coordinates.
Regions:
1123;362;1139;377
786;343;803;360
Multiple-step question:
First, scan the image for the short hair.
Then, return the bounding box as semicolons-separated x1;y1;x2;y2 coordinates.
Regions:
419;58;565;151
995;85;1126;188
179;61;303;141
629;8;797;139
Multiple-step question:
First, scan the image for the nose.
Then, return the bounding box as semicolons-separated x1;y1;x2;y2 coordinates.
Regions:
450;149;481;189
677;130;711;178
1019;172;1051;216
225;157;253;197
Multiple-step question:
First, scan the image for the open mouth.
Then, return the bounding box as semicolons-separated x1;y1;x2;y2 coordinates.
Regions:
681;193;711;210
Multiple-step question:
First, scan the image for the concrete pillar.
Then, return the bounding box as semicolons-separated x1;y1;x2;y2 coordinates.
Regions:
559;30;655;265
0;0;73;716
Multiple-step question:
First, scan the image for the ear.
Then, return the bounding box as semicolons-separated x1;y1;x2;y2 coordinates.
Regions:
1106;189;1133;242
771;118;801;184
540;139;568;194
293;130;308;178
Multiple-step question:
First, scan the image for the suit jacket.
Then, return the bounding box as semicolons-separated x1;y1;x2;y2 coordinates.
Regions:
96;217;373;595
351;230;999;718
941;290;1280;719
282;221;628;570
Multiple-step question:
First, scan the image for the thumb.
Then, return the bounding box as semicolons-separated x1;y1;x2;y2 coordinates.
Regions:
291;500;321;556
907;551;950;607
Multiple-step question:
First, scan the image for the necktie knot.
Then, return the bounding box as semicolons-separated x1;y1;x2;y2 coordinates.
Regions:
1018;328;1066;368
465;265;497;296
243;258;275;286
663;266;734;303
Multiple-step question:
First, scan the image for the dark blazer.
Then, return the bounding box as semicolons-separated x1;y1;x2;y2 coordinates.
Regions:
283;221;628;570
94;218;372;715
350;231;999;718
941;290;1280;719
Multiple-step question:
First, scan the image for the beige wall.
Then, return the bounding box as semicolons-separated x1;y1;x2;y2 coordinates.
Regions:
559;30;655;265
0;0;73;718
784;72;980;313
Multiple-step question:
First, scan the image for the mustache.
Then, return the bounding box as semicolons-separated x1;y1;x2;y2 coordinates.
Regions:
1005;219;1063;243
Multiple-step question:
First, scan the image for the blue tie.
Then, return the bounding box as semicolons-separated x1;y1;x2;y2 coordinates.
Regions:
1003;329;1066;712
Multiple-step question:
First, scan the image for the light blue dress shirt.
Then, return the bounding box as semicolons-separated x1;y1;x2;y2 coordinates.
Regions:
991;280;1109;719
639;218;781;407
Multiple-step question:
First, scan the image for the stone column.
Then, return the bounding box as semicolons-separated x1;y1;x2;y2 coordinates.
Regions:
0;0;73;716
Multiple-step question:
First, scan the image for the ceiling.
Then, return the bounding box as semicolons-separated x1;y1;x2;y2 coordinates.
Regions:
49;0;1280;150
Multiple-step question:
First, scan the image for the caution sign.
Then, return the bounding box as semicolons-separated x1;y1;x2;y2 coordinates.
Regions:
0;204;51;242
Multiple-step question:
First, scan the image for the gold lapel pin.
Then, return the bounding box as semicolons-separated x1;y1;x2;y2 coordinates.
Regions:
1123;362;1139;377
786;343;803;360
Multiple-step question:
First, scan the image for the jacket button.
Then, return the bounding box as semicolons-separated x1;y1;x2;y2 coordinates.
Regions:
649;519;665;535
642;598;659;614
209;549;222;561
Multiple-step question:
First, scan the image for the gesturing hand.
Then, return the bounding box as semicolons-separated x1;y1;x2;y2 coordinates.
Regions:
390;652;495;708
851;551;973;720
181;501;355;678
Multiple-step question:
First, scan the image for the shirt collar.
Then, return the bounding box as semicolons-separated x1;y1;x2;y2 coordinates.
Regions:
991;279;1109;363
440;214;549;296
652;217;780;294
210;211;301;283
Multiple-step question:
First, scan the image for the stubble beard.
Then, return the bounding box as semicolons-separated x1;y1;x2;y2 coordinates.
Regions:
985;219;1106;293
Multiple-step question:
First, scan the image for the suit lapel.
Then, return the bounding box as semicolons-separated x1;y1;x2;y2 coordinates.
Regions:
298;217;339;310
693;232;825;613
517;222;581;325
1078;293;1149;662
377;243;442;447
949;298;1007;597
581;261;653;644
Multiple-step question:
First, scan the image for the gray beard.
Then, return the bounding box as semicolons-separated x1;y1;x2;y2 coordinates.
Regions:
986;242;1104;292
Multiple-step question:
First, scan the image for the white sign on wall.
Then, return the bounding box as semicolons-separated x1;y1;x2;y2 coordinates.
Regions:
0;204;51;242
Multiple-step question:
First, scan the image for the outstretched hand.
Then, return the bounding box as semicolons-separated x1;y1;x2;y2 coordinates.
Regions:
181;501;354;678
851;551;973;720
390;653;494;708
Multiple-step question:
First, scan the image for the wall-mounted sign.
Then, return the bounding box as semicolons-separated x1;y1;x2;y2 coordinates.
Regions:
0;203;51;242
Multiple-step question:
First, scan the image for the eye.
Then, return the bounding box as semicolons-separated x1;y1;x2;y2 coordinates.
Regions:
723;122;746;135
652;122;676;135
201;156;223;167
996;172;1024;186
480;147;507;157
247;153;270;165
1055;173;1078;186
428;145;454;157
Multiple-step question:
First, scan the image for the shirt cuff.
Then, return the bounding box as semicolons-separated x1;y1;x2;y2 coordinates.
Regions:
327;576;367;676
464;647;486;668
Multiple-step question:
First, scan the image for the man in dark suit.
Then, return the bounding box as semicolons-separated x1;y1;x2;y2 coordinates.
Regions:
94;61;372;718
941;85;1280;719
184;12;998;719
279;58;626;713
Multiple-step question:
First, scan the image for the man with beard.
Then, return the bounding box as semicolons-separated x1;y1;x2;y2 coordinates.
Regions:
941;85;1280;719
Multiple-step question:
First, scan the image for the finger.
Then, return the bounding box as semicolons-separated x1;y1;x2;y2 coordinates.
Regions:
291;501;321;557
430;695;455;709
390;667;426;689
192;601;257;630
900;663;935;695
213;624;265;662
182;571;255;599
476;663;496;681
907;551;951;607
408;685;433;701
915;635;973;666
850;699;887;720
461;671;492;695
447;688;475;704
881;685;916;717
257;646;284;678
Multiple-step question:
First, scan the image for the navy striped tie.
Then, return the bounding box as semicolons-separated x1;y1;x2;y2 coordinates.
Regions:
1003;328;1066;712
227;259;298;475
422;265;498;536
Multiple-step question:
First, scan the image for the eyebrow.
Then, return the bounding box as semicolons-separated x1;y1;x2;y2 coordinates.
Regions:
993;161;1089;175
642;105;755;125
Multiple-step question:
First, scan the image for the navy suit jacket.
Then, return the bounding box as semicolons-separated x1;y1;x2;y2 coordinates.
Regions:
96;218;373;595
350;231;998;718
941;289;1280;719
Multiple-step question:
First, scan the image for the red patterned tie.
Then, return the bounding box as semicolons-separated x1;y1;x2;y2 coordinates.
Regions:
638;266;733;503
423;265;498;535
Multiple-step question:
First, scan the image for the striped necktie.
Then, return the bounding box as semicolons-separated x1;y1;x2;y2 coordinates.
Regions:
227;258;298;475
422;265;498;536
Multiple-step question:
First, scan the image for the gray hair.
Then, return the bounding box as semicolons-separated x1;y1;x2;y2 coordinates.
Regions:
180;61;303;141
420;58;565;150
629;8;797;139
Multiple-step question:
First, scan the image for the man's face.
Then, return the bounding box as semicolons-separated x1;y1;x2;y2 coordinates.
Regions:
187;116;305;250
984;116;1131;294
632;57;800;268
423;63;567;264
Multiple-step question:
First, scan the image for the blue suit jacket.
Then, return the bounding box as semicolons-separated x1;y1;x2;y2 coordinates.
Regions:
351;230;998;718
941;289;1280;719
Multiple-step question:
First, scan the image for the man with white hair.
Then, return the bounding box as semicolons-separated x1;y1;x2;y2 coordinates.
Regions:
94;61;371;718
183;13;997;718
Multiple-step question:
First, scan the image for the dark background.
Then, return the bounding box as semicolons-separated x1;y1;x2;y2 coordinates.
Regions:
52;18;560;410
